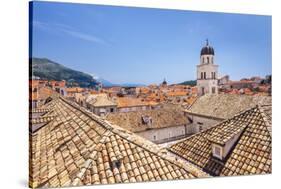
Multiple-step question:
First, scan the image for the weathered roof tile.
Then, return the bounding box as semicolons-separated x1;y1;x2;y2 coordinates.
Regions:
170;105;272;176
29;96;207;188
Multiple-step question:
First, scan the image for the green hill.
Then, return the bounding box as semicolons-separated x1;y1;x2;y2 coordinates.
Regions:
30;58;98;88
179;80;197;86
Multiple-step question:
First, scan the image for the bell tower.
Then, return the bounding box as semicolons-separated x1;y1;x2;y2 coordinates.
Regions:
196;39;218;96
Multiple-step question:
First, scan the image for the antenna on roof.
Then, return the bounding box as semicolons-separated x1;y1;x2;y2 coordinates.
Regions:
206;38;209;46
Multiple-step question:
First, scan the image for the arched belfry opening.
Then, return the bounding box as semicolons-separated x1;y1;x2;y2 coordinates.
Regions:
196;39;218;96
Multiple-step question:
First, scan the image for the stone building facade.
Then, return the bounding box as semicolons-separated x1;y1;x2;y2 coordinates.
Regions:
184;112;223;134
137;124;189;144
196;40;219;96
85;94;117;116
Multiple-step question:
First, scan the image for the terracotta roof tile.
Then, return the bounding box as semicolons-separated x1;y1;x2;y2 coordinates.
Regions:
170;105;272;176
29;96;208;188
187;94;271;119
117;97;149;108
106;107;189;132
85;94;116;107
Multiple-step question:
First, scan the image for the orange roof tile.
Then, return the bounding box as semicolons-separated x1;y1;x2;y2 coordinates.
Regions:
66;87;84;93
117;97;150;108
167;91;188;97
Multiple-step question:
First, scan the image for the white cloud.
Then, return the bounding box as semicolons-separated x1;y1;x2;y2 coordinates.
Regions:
32;20;110;46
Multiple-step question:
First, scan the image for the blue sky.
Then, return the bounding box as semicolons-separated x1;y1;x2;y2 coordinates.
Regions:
31;1;272;85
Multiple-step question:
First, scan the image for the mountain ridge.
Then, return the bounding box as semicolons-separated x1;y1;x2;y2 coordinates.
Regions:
30;57;98;88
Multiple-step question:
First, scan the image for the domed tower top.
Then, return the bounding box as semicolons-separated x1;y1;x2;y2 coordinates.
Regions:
162;78;167;85
200;39;215;56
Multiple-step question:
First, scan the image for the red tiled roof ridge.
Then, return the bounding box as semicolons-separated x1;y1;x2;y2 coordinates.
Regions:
257;104;272;136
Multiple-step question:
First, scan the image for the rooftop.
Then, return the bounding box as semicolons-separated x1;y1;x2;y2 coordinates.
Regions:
166;91;188;97
29;96;207;188
186;94;271;119
85;94;117;107
117;97;150;108
106;105;189;133
170;104;272;176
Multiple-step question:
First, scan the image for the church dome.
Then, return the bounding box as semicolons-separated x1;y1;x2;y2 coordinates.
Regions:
200;39;215;56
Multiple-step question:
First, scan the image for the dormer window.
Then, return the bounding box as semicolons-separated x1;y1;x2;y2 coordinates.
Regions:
212;144;223;160
208;124;247;161
141;115;152;125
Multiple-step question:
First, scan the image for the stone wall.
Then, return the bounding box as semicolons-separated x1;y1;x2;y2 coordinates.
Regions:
187;114;223;134
118;105;150;113
136;125;190;144
90;106;117;116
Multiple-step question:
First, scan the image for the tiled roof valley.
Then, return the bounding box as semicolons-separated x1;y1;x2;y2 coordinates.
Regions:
29;95;208;188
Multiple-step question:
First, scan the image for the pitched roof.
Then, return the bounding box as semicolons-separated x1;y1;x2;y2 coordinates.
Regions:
66;87;84;93
169;105;272;176
106;106;189;133
85;94;117;107
117;97;149;108
29;87;55;102
29;97;207;188
187;94;271;119
166;91;188;97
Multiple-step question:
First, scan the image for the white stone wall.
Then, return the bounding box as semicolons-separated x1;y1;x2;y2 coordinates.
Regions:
196;54;219;96
200;54;214;64
197;64;218;79
187;114;222;134
118;106;150;113
137;125;188;144
90;106;117;116
223;129;243;158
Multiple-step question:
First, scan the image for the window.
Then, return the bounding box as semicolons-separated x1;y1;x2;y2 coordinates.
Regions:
201;87;205;95
110;108;114;112
201;72;203;79
198;122;203;131
142;115;152;125
211;72;216;79
207;57;209;63
153;135;157;141
213;146;222;158
212;87;216;94
204;72;206;79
